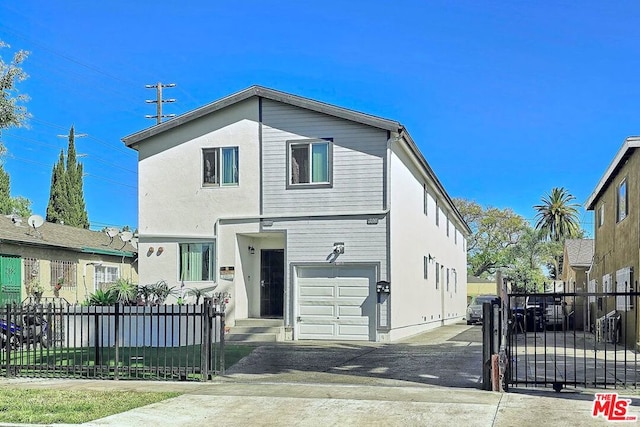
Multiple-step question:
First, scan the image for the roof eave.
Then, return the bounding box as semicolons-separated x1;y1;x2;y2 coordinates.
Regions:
585;136;640;210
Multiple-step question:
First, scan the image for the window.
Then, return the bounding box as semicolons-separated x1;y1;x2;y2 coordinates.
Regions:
435;262;440;289
289;140;331;186
598;204;604;228
423;256;429;279
180;242;215;281
423;185;428;215
453;269;458;293
617;179;627;222
203;147;239;186
23;258;40;285
446;268;450;292
94;265;119;291
454;229;458;245
435;201;440;226
446;218;450;237
50;260;77;288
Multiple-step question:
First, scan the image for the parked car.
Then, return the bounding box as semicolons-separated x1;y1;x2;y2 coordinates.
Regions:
466;295;500;325
525;295;567;331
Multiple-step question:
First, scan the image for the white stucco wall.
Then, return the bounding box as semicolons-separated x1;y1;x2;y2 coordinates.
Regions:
388;142;467;341
135;98;261;289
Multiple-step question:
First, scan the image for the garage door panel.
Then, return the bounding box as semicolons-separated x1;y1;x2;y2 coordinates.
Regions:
299;285;335;297
338;305;363;317
338;286;368;298
299;304;335;317
299;323;335;338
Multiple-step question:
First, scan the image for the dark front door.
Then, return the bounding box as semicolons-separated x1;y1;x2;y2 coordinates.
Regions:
260;249;284;318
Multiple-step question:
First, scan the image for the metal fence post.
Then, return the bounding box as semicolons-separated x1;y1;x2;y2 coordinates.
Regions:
482;302;492;390
114;303;120;380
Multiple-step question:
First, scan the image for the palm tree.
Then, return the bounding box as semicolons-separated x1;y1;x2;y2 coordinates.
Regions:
534;187;580;242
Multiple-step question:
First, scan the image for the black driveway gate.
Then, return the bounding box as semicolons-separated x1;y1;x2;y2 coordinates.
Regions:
503;289;640;391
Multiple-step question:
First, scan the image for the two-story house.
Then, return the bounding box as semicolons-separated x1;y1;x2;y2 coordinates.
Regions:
122;86;469;342
586;136;640;348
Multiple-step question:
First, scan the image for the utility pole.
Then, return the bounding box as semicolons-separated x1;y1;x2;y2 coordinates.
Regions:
145;82;176;124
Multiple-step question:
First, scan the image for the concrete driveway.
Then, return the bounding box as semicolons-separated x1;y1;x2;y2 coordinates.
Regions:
221;322;484;388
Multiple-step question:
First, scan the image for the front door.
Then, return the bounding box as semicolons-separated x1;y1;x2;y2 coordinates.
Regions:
260;249;284;318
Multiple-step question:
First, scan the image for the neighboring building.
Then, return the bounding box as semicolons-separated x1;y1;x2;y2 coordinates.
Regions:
122;85;469;342
562;238;594;329
0;215;138;305
467;276;497;303
585;136;640;347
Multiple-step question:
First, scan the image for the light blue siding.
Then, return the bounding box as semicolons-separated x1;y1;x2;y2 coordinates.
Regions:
262;99;387;214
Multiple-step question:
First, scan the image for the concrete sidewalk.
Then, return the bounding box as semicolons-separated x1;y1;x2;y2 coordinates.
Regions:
1;323;637;426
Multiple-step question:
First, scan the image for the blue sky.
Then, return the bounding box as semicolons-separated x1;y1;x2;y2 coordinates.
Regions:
1;1;639;233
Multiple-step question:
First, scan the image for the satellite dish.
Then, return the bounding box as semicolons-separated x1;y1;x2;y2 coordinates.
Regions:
130;237;139;250
28;215;44;229
105;227;119;246
120;231;133;242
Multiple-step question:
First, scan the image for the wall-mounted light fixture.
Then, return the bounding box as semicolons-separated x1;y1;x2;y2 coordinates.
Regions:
157;247;164;255
147;247;155;256
428;254;435;263
248;246;255;255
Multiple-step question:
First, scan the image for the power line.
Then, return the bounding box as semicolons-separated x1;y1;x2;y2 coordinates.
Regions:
145;82;176;124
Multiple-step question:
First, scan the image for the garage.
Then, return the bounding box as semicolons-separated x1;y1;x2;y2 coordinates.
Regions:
296;265;376;341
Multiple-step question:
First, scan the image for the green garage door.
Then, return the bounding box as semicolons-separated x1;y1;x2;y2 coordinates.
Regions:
0;255;22;305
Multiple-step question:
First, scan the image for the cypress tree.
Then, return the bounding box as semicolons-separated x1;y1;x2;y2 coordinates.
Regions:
46;151;68;224
45;125;89;228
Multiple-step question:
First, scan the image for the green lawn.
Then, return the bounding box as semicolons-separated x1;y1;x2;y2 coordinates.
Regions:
0;389;180;424
0;344;255;424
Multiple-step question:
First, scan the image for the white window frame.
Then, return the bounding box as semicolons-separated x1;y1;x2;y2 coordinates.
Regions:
617;178;628;222
598;203;604;228
287;139;332;188
179;241;216;282
94;265;120;291
202;147;239;186
423;256;429;280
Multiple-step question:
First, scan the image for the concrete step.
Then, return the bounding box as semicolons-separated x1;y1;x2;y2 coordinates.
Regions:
234;318;284;327
227;318;285;342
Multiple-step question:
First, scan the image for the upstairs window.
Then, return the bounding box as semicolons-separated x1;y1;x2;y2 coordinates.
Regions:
203;147;239;186
423;185;428;216
617;179;627;222
435;201;440;226
288;139;332;187
598;204;604;228
423;256;429;279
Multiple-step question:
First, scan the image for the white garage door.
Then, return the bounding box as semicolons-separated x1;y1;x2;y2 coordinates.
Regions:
297;266;375;341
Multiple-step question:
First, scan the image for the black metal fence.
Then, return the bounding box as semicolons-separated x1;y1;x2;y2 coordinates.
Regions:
502;290;640;391
0;298;226;381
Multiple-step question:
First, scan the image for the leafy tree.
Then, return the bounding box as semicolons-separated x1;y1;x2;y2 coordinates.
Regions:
45;126;89;228
534;187;580;242
503;228;550;291
0;41;29;132
454;198;528;278
0;160;31;216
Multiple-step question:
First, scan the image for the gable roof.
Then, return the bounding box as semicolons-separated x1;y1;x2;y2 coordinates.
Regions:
122;85;402;146
564;238;594;268
121;85;471;235
585;136;640;210
0;215;136;257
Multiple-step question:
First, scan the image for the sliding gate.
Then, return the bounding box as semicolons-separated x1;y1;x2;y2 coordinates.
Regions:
504;290;640;391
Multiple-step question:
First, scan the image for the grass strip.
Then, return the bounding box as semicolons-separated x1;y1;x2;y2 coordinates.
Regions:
0;389;180;424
